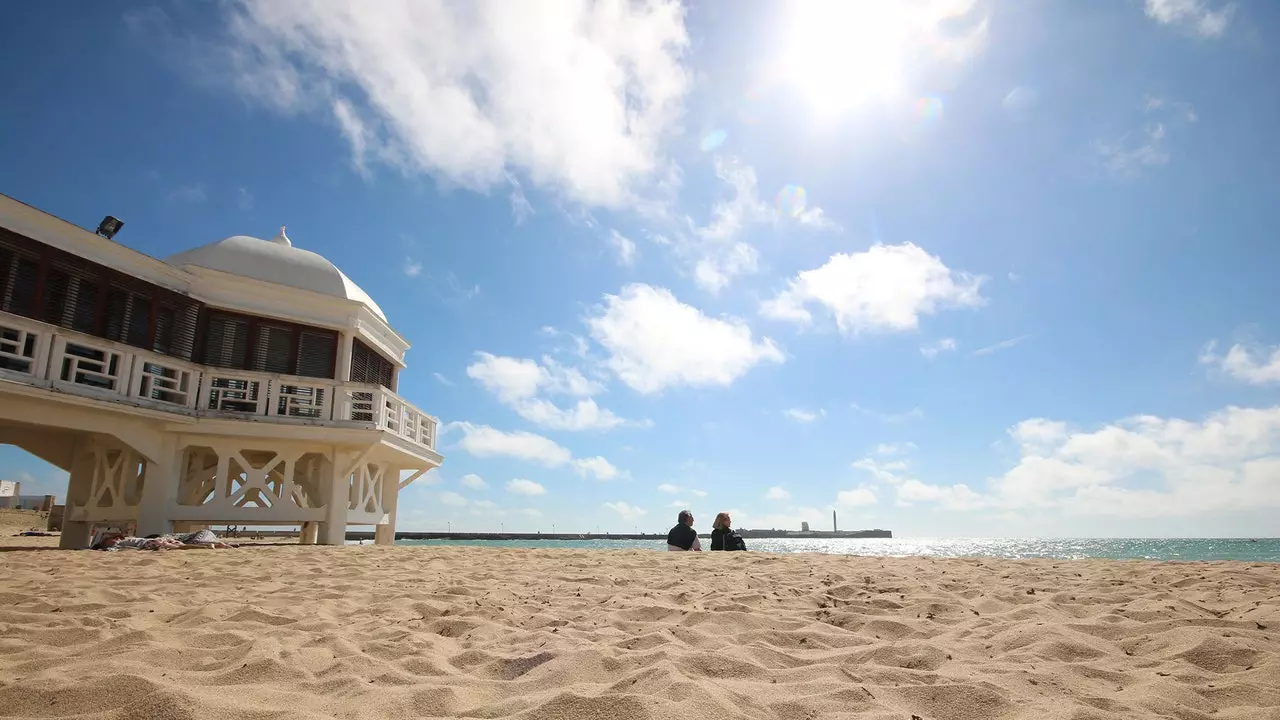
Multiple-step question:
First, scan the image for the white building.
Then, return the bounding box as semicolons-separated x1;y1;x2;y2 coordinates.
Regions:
0;193;442;547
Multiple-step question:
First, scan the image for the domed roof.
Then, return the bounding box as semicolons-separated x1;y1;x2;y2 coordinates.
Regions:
165;228;387;322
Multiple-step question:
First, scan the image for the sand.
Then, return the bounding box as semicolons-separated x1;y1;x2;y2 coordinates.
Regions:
1;524;1278;719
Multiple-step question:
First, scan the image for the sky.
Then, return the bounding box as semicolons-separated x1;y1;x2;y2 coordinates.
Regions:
2;0;1279;538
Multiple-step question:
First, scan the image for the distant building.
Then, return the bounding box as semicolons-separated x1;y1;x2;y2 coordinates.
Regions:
801;521;810;532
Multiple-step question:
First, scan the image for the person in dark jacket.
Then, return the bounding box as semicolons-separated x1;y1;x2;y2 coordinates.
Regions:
710;512;746;551
666;509;702;551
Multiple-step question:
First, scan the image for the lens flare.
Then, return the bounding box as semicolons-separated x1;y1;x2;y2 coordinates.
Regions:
700;129;728;152
776;185;807;218
913;96;943;122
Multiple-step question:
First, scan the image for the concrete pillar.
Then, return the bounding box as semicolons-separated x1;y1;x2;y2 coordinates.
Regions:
135;437;180;538
318;451;349;545
374;466;400;546
300;521;318;544
59;438;95;549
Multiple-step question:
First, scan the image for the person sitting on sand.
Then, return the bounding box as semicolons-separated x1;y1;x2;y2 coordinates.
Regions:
710;512;747;551
666;509;702;552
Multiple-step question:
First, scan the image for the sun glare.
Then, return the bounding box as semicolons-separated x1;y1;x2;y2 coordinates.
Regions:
778;2;912;117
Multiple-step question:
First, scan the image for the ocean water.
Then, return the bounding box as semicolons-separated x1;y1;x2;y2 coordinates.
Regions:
395;537;1280;562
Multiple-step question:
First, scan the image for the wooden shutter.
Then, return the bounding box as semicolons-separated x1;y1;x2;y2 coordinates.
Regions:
296;329;337;379
349;338;393;389
200;312;252;370
251;322;295;374
152;294;198;360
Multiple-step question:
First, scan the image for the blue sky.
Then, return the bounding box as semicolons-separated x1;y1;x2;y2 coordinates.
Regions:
3;0;1279;537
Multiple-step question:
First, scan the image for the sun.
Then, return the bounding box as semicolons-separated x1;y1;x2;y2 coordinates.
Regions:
776;1;912;117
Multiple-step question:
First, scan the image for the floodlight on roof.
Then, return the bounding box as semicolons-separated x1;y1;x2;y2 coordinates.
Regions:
95;215;124;240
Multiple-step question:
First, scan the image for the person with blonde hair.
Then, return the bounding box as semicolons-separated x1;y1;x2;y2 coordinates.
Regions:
710;512;746;551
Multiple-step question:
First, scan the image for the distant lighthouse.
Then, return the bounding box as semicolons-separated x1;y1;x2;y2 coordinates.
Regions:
832;510;838;533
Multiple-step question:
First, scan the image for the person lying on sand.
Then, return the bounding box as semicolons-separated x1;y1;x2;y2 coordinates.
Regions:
710;512;747;551
666;509;702;551
91;529;233;550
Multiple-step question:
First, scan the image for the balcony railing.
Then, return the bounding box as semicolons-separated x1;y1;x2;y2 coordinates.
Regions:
0;311;438;453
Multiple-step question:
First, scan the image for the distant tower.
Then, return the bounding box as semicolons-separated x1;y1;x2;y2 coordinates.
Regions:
801;521;810;532
833;510;838;532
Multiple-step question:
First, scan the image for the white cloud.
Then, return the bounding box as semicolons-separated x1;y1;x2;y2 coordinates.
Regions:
761;243;984;334
168;184;207;204
693;242;760;295
852;457;912;484
836;486;877;507
796;206;837;230
972;334;1030;356
460;473;487;490
764;486;791;501
852;456;975;509
439;491;469;507
507;173;534;225
586;283;784;393
403;257;423;277
1098;124;1170;177
1099;97;1197;178
1145;0;1234;38
920;337;958;359
609;229;638;266
658;482;705;497
783;408;823;423
603;501;647;520
874;442;917;456
519;508;543;518
895;479;982;509
988;405;1280;517
433;372;454;386
506;478;547;496
667;157;828;294
667;499;688;508
852;403;925;424
507;397;629;432
572;456;621;481
221;0;690;209
466;352;631;431
1199;340;1280;385
448;422;572;466
448;422;625;481
697;156;772;243
236;186;254;211
1009;418;1070;455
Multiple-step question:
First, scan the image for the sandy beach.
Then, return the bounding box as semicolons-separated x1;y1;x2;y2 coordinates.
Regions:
1;519;1278;720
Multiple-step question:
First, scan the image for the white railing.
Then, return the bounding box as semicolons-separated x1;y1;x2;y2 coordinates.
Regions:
269;378;332;420
0;314;53;382
334;384;440;450
0;311;438;452
201;370;269;415
51;335;133;396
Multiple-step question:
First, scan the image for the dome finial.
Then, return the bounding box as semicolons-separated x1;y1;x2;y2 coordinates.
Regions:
271;225;292;247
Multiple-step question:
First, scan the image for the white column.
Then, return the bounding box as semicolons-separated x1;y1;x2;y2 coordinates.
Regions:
336;333;355;382
318;450;350;545
59;438;95;549
374;466;400;546
135;436;180;538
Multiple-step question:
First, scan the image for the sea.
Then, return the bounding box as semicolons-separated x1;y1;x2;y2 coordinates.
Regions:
394;537;1280;562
